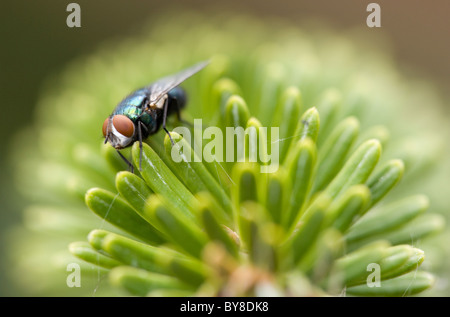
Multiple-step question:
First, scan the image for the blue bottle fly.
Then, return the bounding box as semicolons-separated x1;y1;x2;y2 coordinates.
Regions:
102;61;209;172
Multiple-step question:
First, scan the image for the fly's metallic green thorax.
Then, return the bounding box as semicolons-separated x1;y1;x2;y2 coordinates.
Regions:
102;60;209;173
113;88;156;132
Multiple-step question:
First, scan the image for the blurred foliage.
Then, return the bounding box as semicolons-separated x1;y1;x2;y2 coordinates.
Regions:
7;12;450;296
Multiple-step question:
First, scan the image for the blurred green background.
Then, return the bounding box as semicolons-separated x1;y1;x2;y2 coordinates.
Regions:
0;0;448;296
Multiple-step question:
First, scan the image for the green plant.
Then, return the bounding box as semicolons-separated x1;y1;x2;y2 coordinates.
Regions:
8;12;449;296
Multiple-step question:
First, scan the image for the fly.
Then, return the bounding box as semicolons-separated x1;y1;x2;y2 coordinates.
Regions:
102;60;209;173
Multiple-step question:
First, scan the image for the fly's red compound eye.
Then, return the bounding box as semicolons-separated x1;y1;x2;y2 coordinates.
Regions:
102;118;109;137
112;115;135;137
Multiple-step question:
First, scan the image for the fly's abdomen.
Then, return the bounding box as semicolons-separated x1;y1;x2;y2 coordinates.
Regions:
167;86;187;115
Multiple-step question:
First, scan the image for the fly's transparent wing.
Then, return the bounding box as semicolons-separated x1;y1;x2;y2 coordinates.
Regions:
146;60;209;104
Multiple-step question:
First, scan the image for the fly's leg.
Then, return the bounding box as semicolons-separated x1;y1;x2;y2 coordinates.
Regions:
137;121;143;171
176;108;193;127
116;150;134;174
137;121;150;171
135;98;151;171
162;98;175;145
172;96;193;128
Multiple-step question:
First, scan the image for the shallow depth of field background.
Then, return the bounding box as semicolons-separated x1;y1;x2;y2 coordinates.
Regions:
0;0;448;296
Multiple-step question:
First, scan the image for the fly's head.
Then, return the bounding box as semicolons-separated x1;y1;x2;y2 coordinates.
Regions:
102;114;136;149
